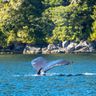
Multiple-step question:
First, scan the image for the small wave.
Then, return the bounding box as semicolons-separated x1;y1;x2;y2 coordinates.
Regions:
82;72;96;76
45;72;96;76
13;72;96;77
13;74;38;77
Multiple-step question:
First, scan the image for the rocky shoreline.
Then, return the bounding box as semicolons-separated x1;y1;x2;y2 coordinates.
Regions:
0;40;96;54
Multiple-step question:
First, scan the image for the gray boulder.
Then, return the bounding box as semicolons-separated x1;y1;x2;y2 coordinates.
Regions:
75;41;95;52
75;47;89;53
42;47;48;54
23;45;41;54
88;43;94;52
50;49;60;54
89;46;94;52
66;42;77;52
58;48;65;53
47;44;58;51
75;40;89;50
62;41;70;48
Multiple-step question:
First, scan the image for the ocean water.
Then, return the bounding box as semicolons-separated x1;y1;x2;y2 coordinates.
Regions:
0;54;96;96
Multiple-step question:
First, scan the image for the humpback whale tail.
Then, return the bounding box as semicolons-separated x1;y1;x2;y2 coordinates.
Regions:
31;57;70;75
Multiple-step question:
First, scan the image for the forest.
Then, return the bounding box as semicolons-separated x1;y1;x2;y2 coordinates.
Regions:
0;0;96;47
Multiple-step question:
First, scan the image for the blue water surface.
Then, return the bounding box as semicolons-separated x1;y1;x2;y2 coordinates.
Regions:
0;54;96;96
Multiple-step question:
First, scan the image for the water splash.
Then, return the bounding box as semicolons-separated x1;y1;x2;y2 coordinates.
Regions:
13;72;96;77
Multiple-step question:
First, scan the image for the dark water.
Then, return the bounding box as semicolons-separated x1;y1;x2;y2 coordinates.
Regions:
0;54;96;96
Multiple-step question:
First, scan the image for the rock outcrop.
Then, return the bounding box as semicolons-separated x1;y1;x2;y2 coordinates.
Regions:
22;40;96;54
23;45;42;54
0;40;95;54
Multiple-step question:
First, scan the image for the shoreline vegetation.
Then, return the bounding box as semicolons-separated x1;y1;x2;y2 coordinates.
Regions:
0;0;96;54
0;40;96;54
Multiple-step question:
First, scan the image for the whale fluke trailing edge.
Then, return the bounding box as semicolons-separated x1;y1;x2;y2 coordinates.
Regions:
31;57;70;75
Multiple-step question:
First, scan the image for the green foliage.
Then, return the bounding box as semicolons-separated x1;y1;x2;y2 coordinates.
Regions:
0;0;96;47
43;4;90;42
42;0;63;6
0;0;46;46
90;6;96;41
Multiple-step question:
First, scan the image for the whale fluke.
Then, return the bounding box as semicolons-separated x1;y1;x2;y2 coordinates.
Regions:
31;57;70;75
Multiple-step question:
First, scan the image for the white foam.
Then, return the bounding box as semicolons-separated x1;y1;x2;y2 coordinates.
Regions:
82;72;96;76
13;72;96;77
